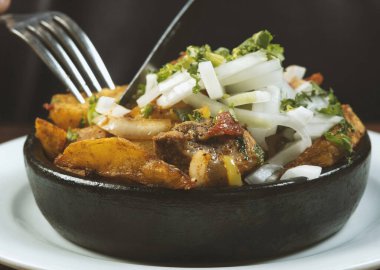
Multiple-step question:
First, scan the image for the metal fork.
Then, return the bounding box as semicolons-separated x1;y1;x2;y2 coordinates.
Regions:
0;12;115;103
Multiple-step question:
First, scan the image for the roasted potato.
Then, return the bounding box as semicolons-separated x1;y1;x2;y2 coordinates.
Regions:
285;105;365;168
55;137;194;189
35;118;67;159
47;86;127;130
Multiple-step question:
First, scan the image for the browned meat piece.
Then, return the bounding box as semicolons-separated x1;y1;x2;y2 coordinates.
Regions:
75;125;109;141
153;112;263;187
285;104;365;168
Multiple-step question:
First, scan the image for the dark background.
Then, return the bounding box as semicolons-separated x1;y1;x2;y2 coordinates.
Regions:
0;0;379;126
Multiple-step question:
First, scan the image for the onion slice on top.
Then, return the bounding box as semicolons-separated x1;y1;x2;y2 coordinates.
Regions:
156;78;195;108
157;71;191;94
198;61;225;99
227;69;283;93
222;90;271;107
136;87;160;107
215;51;267;81
94;116;172;140
221;59;282;86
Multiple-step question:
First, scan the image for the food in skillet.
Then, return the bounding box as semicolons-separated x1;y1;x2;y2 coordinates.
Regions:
35;30;365;189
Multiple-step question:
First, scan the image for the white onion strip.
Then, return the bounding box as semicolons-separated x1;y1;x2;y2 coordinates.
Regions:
136;87;160;107
215;51;267;81
157;78;195;108
227;69;283;93
245;164;283;184
94;116;172;139
222;90;271;107
280;165;322;180
221;59;281;86
157;71;191;94
198;61;225;99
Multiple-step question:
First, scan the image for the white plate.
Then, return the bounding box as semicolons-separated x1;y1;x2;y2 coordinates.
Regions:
0;132;379;270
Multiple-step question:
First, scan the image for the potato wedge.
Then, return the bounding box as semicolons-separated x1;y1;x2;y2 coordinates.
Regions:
47;86;127;130
35;118;67;159
285;104;365;168
55;137;193;189
75;125;109;142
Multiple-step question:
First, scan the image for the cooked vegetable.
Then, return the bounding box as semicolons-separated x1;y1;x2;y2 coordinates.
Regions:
35;118;67;158
198;61;225;99
223;155;243;186
35;31;366;189
55;137;194;189
280;165;322;180
93;116;172;140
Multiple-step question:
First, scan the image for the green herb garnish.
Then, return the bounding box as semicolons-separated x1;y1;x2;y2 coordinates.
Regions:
324;131;353;153
66;128;79;142
87;96;99;125
188;110;204;122
140;103;154;118
232;30;284;61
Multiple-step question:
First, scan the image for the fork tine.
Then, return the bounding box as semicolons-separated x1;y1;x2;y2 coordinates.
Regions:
40;19;103;92
10;27;86;103
53;12;115;90
27;24;93;98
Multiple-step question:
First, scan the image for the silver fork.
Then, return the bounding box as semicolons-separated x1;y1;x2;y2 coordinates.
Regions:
0;12;115;104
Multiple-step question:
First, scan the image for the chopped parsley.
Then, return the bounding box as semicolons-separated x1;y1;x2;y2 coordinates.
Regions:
317;90;343;116
188;110;204;122
174;108;192;122
324;131;353;153
87;96;99;125
140;103;154;118
232;30;284;61
66;128;79;142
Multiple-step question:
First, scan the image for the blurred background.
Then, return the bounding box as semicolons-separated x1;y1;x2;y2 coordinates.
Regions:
0;0;380;143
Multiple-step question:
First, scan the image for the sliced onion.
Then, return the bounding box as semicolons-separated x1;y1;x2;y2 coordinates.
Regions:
252;85;281;114
145;73;158;93
215;51;267;81
248;85;281;148
94;116;172;139
244;164;283;184
280;165;322;180
247;127;276;150
222;90;271;107
295;81;312;93
96;96;130;117
221;59;281;86
281;80;296;99
157;71;191;94
183;92;226;115
286;106;314;125
226;69;283;93
306;96;329;112
283;65;306;83
157;78;195;108
136;86;160;107
305;115;343;139
110;105;131;117
95;96;116;114
198;61;225;99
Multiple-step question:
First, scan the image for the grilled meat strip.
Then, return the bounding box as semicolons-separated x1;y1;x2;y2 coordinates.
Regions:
153;112;263;187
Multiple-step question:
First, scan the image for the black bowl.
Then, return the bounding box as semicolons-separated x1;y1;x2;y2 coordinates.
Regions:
23;133;371;266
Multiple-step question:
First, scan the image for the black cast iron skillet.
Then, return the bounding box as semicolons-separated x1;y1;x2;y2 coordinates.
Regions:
23;132;371;266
